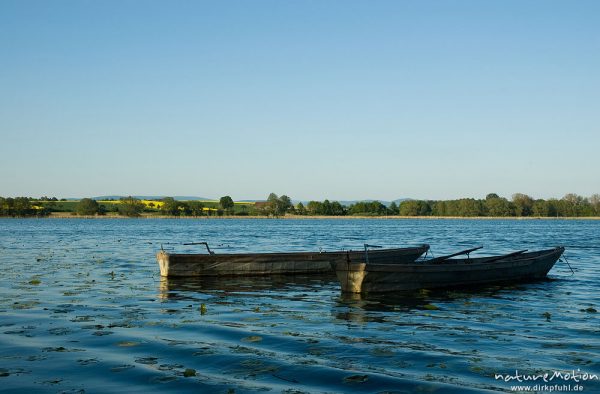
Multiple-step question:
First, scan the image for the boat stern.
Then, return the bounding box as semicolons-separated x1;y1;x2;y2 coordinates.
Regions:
334;261;368;293
156;250;170;277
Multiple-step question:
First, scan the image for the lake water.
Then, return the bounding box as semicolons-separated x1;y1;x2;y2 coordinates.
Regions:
0;218;598;393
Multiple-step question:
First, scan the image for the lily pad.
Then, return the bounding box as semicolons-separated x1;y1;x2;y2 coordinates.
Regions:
183;368;196;377
241;336;262;343
111;364;135;372
116;341;140;347
344;374;369;383
542;312;552;320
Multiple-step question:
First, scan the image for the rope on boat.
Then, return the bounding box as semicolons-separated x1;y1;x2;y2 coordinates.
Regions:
425;248;434;259
561;254;575;276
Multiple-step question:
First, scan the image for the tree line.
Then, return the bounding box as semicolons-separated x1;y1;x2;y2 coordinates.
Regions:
0;197;51;217
396;193;600;217
2;193;600;217
297;193;600;217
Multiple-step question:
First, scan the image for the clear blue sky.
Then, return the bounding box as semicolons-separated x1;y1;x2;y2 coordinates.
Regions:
1;1;598;201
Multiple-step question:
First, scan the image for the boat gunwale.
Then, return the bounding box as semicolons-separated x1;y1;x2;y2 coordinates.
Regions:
340;247;564;273
159;244;430;259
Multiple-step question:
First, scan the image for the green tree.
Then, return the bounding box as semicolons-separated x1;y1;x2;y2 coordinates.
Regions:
296;202;307;215
118;196;144;217
330;201;346;216
76;198;100;216
322;199;333;215
457;199;485;216
512;193;534;217
236;204;249;216
219;196;234;214
266;193;280;216
0;197;13;216
485;197;513;217
532;199;550;217
388;201;399;215
431;201;447;216
188;201;205;216
306;201;323;215
13;197;33;216
279;195;293;214
590;194;600;216
265;193;293;216
399;200;431;216
348;201;388;216
546;198;560;217
560;193;588;217
161;197;181;216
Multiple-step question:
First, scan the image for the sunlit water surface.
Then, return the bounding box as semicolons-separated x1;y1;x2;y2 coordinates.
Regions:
0;218;598;393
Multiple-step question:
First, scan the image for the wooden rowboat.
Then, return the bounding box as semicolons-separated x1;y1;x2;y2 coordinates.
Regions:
333;246;565;293
156;243;430;277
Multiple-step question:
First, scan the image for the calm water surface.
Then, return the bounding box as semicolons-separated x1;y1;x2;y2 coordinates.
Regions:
0;218;598;393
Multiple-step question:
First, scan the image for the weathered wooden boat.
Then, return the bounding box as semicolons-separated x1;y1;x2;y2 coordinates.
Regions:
333;246;565;293
156;243;430;277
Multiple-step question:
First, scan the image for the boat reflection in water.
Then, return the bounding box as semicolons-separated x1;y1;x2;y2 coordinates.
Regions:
332;278;559;324
158;274;338;301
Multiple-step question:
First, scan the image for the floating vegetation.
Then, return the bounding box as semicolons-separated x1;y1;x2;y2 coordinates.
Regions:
12;301;39;310
200;303;207;315
48;327;74;336
92;330;113;336
157;363;184;371
542;312;552;321
423;304;440;311
77;358;99;365
150;375;178;383
426;362;447;369
241;336;262;343
343;374;369;383
193;347;216;356
40;378;63;385
115;341;140;347
28;278;41;285
135;356;159;365
42;347;84;353
236;359;279;377
110;364;135;372
26;355;47;362
183;368;197;377
371;347;394;357
71;316;95;323
62;291;79;296
581;307;597;313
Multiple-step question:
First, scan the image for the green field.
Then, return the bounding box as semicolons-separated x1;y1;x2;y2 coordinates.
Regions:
35;199;257;216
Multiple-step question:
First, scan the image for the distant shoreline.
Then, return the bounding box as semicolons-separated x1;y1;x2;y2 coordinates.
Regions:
2;212;598;220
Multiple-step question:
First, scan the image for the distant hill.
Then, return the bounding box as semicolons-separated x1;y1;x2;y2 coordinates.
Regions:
291;198;409;207
336;199;409;207
92;195;212;201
